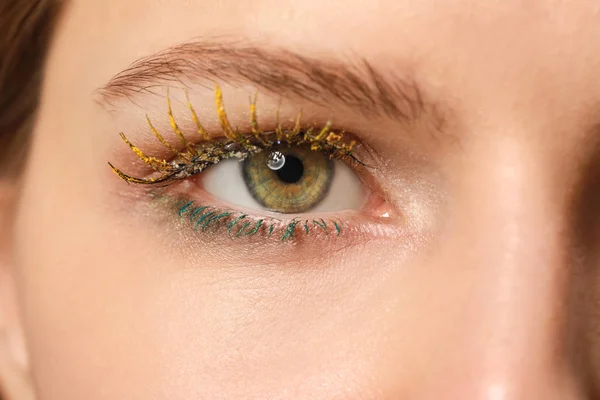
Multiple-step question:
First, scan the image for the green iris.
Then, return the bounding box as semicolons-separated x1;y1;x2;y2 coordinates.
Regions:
242;146;334;213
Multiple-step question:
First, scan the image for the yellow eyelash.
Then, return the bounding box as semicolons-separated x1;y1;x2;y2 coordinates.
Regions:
146;115;182;158
288;110;303;141
185;91;211;142
167;89;196;155
275;105;284;142
249;92;269;146
114;132;173;172
109;84;360;185
215;85;242;142
314;121;332;141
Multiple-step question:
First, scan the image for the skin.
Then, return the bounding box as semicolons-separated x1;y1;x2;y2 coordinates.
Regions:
3;0;600;398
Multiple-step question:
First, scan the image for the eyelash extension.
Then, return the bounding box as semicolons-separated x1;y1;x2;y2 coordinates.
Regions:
108;85;362;185
177;200;343;241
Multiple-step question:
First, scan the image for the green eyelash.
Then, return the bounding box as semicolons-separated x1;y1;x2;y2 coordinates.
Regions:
177;201;343;241
108;84;361;185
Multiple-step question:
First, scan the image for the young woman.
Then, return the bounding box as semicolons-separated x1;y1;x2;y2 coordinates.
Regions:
1;0;600;399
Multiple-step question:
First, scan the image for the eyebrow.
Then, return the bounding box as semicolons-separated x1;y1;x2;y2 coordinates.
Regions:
98;39;443;126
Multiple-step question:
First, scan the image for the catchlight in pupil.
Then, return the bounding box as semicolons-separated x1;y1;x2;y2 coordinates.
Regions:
267;151;286;170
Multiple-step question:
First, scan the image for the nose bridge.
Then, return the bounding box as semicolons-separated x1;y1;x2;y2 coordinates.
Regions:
434;136;578;398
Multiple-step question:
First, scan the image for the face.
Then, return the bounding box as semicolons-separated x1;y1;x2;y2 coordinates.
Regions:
3;0;600;398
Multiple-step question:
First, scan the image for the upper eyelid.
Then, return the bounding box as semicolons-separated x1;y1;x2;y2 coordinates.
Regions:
110;87;355;156
108;86;369;186
95;37;448;130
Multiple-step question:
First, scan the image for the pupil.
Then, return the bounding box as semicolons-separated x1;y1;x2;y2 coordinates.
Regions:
274;154;304;184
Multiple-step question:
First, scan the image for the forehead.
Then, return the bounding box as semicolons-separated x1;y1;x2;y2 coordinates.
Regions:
53;0;600;140
65;0;600;54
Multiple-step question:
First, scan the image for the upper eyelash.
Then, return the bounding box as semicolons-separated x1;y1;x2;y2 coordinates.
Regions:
108;85;363;185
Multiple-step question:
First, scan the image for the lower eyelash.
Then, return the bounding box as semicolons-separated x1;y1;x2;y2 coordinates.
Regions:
176;200;343;242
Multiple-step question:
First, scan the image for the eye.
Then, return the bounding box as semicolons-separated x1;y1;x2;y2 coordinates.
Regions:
202;145;368;214
109;85;394;241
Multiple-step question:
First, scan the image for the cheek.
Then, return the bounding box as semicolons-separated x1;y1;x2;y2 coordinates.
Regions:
13;100;434;399
12;163;413;399
13;178;163;398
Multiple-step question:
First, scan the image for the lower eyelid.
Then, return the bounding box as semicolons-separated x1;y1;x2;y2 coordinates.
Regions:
161;206;410;269
165;195;404;246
